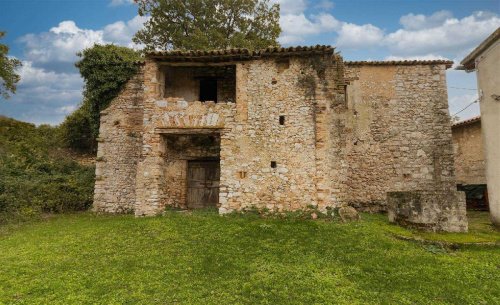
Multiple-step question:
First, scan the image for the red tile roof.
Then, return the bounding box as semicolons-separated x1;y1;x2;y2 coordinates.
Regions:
147;45;335;62
452;116;481;128
345;60;453;69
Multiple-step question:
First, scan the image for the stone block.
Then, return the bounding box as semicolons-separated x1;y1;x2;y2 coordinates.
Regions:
387;190;468;232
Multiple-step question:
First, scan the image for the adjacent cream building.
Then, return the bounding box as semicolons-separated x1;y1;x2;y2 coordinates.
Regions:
461;28;500;226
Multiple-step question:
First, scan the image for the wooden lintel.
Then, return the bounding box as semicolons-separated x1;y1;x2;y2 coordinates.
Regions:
158;61;239;67
155;127;223;135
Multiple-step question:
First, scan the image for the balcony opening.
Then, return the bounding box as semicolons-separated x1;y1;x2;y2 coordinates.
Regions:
163;65;236;103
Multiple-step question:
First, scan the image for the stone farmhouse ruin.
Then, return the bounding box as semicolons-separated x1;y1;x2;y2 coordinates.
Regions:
93;46;468;232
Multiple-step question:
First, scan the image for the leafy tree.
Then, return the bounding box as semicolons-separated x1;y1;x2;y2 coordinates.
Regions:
133;0;281;51
59;101;94;152
73;44;141;150
0;31;22;99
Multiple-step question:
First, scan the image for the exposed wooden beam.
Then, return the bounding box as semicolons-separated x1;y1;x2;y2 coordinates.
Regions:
154;127;224;135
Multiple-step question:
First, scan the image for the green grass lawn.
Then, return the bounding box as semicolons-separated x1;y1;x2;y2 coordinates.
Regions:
0;211;499;304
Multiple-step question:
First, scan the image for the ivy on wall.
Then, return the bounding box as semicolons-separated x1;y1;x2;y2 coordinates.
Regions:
60;45;142;153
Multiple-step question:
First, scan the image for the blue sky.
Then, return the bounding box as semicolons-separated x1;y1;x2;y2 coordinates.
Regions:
0;0;499;124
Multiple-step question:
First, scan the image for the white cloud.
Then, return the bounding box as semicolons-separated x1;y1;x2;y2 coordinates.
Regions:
18;60;80;84
272;0;308;15
279;13;341;44
276;8;499;60
109;0;135;7
103;15;149;48
385;11;500;56
19;17;148;69
15;61;83;103
7;15;150;124
314;0;335;10
19;21;105;64
336;23;384;49
399;10;454;30
0;61;83;125
8;15;149;125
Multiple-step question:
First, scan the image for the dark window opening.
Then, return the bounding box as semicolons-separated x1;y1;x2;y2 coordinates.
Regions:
200;78;218;102
271;161;277;168
457;184;489;211
344;84;348;104
276;58;290;72
279;115;285;125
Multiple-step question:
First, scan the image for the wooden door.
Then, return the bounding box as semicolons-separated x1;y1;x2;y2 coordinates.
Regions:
187;160;220;209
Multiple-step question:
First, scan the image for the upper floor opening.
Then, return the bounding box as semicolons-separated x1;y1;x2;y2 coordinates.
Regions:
162;65;236;103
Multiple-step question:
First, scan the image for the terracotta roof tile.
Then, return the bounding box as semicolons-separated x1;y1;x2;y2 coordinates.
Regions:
452;116;481;128
345;60;454;69
147;45;335;62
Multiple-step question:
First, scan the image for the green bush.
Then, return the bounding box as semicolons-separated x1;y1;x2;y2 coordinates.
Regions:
59;102;94;152
0;116;95;223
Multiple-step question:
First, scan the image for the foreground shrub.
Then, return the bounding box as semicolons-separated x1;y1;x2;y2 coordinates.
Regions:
59;103;94;152
0;116;95;223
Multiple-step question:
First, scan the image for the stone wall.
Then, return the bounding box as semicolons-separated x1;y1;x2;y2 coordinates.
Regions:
343;63;457;211
93;54;466;231
452;119;486;185
133;59;237;215
220;57;322;213
93;68;144;213
219;55;347;213
130;55;345;215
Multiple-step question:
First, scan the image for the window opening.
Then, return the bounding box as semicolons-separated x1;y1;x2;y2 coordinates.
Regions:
199;78;218;102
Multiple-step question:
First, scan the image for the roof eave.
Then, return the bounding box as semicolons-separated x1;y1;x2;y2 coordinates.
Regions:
345;60;454;69
452;116;481;128
459;27;500;70
145;45;336;62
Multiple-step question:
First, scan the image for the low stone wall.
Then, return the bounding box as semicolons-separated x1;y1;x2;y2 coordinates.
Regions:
387;190;468;232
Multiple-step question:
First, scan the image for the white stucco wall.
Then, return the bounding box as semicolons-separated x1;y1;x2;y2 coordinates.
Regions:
476;41;500;226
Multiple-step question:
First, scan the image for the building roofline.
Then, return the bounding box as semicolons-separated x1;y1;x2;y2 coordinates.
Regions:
452;116;481;128
460;27;500;71
146;45;335;62
345;60;454;69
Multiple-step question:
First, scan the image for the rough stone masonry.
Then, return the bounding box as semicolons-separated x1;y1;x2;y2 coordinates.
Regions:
93;46;468;232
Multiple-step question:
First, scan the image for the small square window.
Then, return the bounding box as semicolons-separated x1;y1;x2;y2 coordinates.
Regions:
279;115;285;125
271;161;277;168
